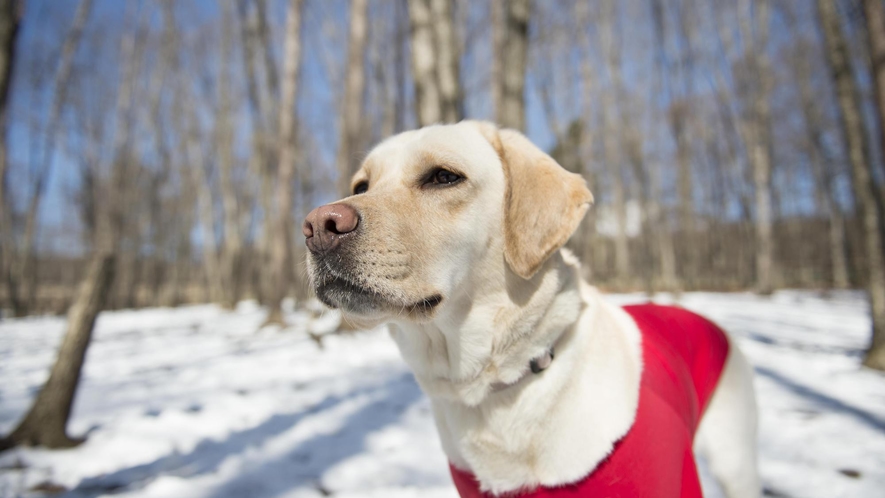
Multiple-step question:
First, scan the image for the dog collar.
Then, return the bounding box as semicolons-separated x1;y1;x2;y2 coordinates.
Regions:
529;348;555;374
489;347;555;393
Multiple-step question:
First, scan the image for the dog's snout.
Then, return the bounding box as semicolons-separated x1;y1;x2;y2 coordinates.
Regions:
303;203;360;254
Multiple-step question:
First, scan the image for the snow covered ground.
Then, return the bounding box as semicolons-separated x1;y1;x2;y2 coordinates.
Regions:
0;291;883;498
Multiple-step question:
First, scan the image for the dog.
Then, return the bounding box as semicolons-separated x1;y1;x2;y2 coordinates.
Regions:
302;121;760;497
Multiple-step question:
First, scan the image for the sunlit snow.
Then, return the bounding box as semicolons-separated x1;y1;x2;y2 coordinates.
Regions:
1;291;883;497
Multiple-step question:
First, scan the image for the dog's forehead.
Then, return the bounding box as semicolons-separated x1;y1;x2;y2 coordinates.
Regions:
360;123;500;181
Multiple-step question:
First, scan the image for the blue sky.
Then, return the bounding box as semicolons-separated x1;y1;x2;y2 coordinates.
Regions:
5;0;856;256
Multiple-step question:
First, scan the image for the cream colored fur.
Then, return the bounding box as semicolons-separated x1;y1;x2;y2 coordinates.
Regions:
306;121;759;497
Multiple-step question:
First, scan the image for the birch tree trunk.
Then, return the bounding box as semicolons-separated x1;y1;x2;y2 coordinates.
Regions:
337;0;368;196
408;0;461;128
818;0;885;370
430;0;461;123
493;0;529;131
265;0;303;326
408;0;441;127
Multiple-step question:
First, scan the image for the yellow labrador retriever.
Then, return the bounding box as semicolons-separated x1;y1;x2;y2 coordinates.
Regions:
302;121;760;497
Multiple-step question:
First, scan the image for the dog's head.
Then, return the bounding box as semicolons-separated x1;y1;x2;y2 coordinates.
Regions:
303;121;592;326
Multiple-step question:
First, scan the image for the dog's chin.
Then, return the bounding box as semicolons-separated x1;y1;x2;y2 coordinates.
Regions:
314;276;443;322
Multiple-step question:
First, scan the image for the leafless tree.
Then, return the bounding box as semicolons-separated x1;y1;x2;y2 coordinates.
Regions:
648;0;682;292
818;0;885;370
337;0;368;197
864;0;885;188
1;4;142;448
265;0;304;327
789;36;850;290
493;0;529;131
0;0;92;317
599;0;632;286
408;0;461;127
0;0;21;320
1;0;884;375
0;252;114;450
236;0;277;306
431;0;461;123
731;0;776;294
216;1;245;309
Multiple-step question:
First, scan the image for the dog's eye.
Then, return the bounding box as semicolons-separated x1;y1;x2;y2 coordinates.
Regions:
430;169;463;186
353;181;368;195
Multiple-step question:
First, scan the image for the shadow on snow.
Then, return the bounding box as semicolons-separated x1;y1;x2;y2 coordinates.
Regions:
65;372;425;498
755;366;885;433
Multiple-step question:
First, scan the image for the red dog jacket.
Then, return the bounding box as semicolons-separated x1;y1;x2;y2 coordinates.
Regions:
450;304;730;498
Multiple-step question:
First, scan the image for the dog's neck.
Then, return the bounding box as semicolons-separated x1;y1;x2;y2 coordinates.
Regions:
389;250;581;405
388;250;644;493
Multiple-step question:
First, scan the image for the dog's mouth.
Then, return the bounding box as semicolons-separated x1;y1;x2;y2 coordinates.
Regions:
409;294;443;314
312;258;442;318
314;275;383;313
315;276;443;318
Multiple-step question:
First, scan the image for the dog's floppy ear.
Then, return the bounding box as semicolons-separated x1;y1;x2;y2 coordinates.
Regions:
473;121;593;279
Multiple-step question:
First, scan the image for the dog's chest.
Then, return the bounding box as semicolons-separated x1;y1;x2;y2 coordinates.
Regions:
449;304;731;497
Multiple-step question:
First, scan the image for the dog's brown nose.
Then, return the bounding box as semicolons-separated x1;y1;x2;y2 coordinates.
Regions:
303;203;360;254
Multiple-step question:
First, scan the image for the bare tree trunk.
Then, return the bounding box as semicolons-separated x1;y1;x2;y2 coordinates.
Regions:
217;1;244;309
818;0;885;370
739;0;775;294
369;7;396;140
15;0;94;315
601;103;629;286
186;114;224;304
493;0;529;131
408;0;440;127
0;0;21;319
670;104;694;238
572;1;598;280
491;0;504;124
408;0;461;128
752;0;774;295
162;1;222;306
865;0;885;199
393;0;408;132
1;5;139;448
675;0;697;243
430;0;461;123
826;193;850;289
793;44;851;290
651;0;696;245
337;0;368;196
600;0;630;287
1;253;114;450
653;165;679;292
648;0;681;293
236;0;276;305
624;128;655;294
265;0;303;326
